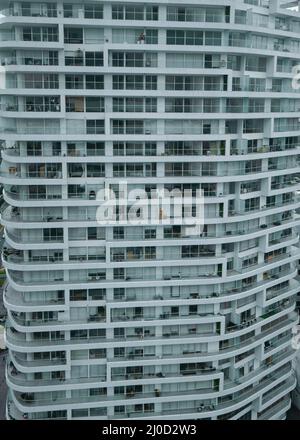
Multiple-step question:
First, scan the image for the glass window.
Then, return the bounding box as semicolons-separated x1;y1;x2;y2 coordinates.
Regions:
65;75;83;89
86;142;105;156
84;4;103;19
205;31;221;46
63;4;73;18
64;27;83;44
167;30;203;45
85;75;104;89
112;5;124;20
126;6;144;20
86;97;104;112
146;6;158;21
86;120;105;134
85;52;103;66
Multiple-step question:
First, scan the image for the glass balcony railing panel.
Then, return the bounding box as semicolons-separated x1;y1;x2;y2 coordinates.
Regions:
19;56;58;66
1;5;58;17
0;126;60;135
0;57;17;66
4;190;62;201
25;104;61;112
64;56;84;66
0;32;15;42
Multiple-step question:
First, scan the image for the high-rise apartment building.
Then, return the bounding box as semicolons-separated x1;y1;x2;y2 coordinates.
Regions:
0;0;300;420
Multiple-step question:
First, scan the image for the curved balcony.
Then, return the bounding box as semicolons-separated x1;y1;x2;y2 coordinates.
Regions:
3;273;298;319
2;189;109;207
6;366;107;393
2;193;295;228
258;396;291;420
3;284;66;313
3;247;298;293
0;103;62;120
6;348;294;400
106;332;293;366
9;351;67;374
107;272;299;306
1;207;299;247
4;264;297;298
0;172;63;186
4;228;298;252
5;305;297;357
7;309;107;333
109;298;295;325
5;313;296;368
1;249;106;271
4;230;64;251
1;144;299;164
123;376;296;420
109;347;294;381
6;394;27;421
1;164;300;187
8;364;295;418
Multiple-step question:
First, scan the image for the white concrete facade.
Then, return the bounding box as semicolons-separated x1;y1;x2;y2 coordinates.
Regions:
0;0;300;420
